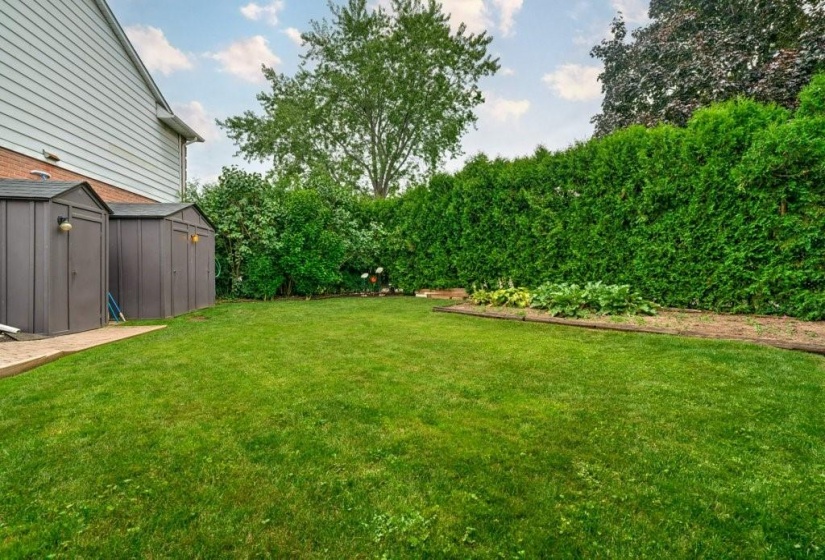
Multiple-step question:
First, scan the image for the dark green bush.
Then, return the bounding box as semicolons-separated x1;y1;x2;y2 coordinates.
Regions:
192;168;385;298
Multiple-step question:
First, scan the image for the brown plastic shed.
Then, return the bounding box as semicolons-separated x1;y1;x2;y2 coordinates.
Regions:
108;203;215;319
0;179;110;334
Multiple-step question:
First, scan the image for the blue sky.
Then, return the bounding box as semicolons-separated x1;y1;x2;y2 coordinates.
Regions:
108;0;651;183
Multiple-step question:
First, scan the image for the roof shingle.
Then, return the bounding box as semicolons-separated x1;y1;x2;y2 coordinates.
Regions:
108;203;193;218
0;179;86;200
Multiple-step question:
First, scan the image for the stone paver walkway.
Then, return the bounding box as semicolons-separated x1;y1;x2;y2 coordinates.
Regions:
0;326;166;379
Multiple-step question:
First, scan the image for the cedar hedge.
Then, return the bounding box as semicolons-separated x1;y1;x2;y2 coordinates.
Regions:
382;77;825;319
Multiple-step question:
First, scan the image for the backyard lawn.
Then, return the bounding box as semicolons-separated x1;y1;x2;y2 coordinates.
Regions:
0;298;823;558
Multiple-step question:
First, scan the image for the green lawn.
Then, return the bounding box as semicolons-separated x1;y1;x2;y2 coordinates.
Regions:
0;298;823;558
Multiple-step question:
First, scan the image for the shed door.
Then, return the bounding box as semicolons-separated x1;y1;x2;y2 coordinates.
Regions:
69;216;103;332
171;226;189;316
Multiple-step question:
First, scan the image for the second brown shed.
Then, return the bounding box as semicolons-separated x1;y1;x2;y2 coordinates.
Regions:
108;203;215;320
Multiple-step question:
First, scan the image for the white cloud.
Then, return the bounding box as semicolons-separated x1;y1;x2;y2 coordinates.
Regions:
568;0;593;21
172;101;221;142
492;0;523;37
125;25;193;76
374;0;521;37
240;1;285;26
610;0;650;24
501;66;516;76
440;0;492;34
481;92;530;122
283;27;303;46
542;64;603;101
208;36;281;83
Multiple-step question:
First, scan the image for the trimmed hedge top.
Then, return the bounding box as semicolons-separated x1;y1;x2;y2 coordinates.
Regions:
382;77;825;319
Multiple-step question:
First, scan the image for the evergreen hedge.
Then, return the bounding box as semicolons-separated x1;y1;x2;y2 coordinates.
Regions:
383;78;825;318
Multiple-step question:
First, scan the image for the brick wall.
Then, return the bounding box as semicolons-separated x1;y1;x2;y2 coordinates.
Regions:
0;146;156;203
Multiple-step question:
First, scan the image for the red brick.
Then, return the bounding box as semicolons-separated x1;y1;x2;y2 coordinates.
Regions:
0;147;156;203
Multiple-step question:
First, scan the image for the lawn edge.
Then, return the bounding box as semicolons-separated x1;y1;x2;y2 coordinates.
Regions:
433;305;825;356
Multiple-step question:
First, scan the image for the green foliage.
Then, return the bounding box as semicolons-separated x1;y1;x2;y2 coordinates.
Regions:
530;283;590;318
798;72;825;117
469;289;493;305
220;0;499;197
471;282;658;317
469;287;531;308
487;287;531;308
190;167;384;298
526;282;658;318
383;80;825;319
591;2;825;134
585;282;659;316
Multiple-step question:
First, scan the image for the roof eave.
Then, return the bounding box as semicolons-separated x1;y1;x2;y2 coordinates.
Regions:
157;110;205;143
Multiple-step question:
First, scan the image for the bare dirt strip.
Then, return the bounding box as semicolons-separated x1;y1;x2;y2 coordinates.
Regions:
436;303;825;355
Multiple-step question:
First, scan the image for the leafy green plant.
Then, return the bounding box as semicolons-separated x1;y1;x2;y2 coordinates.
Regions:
488;287;532;308
530;282;658;317
530;283;589;318
583;282;659;316
469;289;494;305
471;287;530;308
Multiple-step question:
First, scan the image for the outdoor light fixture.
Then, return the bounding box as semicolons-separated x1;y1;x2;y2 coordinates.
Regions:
42;149;60;162
190;233;200;243
57;216;72;232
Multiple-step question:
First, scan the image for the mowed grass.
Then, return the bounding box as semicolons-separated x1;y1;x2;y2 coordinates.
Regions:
0;298;823;558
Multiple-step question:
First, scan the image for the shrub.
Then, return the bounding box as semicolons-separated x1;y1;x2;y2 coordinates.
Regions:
381;77;825;319
530;283;589;318
489;287;532;308
528;282;658;318
469;289;494;305
191;167;385;298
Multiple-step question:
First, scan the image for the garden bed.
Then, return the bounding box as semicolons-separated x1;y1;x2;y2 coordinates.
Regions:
437;303;825;355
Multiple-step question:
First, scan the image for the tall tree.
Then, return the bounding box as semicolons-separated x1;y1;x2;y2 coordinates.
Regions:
591;0;825;135
220;0;499;198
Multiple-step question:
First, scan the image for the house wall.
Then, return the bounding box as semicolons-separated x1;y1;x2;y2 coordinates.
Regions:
0;0;186;203
0;147;154;203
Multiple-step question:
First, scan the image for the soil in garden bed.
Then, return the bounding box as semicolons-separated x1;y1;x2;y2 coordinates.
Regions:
446;303;825;350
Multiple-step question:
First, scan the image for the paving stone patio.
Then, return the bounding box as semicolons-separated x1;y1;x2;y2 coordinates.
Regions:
0;326;166;379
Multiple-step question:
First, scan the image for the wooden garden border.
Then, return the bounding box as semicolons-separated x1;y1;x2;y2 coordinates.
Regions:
433;305;825;356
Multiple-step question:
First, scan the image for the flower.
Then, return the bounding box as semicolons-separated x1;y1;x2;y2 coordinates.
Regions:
361;273;369;279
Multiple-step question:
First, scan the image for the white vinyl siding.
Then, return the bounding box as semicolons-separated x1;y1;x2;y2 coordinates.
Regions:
0;0;185;202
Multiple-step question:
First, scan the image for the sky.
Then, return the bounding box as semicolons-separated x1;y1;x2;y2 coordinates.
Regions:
107;0;652;184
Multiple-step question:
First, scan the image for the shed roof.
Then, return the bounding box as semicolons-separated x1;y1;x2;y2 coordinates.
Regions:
0;179;85;199
108;203;193;218
0;180;112;212
109;202;215;229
